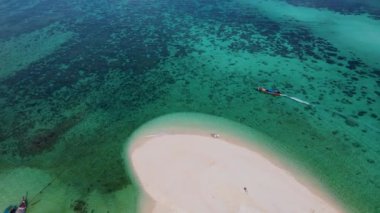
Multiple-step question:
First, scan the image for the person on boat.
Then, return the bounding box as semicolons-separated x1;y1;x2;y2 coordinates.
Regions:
15;197;26;213
10;207;16;213
257;87;281;96
4;206;17;213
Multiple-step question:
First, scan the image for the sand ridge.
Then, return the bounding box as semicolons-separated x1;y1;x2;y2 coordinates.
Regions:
128;133;343;213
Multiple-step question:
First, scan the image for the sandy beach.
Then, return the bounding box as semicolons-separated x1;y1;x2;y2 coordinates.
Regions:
128;132;343;213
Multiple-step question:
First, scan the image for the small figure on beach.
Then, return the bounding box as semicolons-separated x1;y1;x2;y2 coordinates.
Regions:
211;133;220;138
243;187;248;193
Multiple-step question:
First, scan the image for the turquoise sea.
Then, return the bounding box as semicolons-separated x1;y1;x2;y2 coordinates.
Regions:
0;0;379;212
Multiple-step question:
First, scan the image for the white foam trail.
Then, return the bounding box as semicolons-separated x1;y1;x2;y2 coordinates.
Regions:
281;94;311;106
280;94;380;133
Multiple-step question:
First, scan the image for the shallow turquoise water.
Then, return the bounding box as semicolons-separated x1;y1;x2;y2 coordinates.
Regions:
0;0;379;212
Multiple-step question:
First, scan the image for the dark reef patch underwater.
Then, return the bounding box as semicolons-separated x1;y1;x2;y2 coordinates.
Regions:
0;0;379;212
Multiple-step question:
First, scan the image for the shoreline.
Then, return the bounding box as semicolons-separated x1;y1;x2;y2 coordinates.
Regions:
126;116;345;212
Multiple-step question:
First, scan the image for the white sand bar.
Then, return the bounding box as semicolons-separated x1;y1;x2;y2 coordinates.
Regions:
129;133;342;213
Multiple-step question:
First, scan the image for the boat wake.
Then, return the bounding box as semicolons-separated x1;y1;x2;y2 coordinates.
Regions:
280;94;380;133
281;94;311;106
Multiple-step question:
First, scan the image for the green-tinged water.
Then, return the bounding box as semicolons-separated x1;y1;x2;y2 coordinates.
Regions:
0;0;379;212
